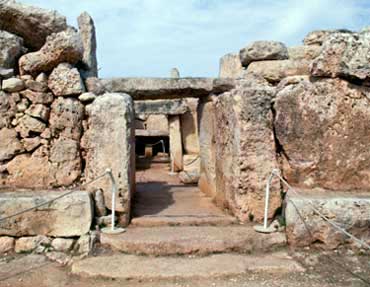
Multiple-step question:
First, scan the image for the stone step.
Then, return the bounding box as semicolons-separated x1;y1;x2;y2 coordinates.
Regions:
100;225;286;256
72;252;304;281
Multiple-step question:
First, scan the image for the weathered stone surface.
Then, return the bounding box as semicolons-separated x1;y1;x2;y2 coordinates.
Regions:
0;30;24;68
0;236;14;253
21;89;53;104
51;238;74;252
77;12;98;78
170;67;180;78
78;92;96;103
102;78;235;100
35;72;48;83
215;76;281;222
134;99;188;115
25;79;48;92
303;29;352;46
15;114;46;137
21;137;41;152
0;67;14;79
96;215;116;227
143;114;168;132
285;191;370;249
94;189;107;217
49;138;81;185
198;98;217;199
288;45;321;61
219;53;244;78
15;236;50;253
83;93;135;224
169;115;183;172
240;41;288;67
0;91;17;129
0;128;23;161
0;0;67;50
246;59;310;83
181;98;199;154
135;129;169;137
49;97;84;140
274;78;370;190
0;191;92;237
179;171;200;184
48;63;85;96
19;28;83;76
2;77;24;92
84;77;105;95
311;31;370;84
46;251;72;265
25;104;49;121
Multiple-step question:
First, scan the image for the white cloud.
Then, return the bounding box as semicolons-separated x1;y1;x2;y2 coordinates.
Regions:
23;0;369;78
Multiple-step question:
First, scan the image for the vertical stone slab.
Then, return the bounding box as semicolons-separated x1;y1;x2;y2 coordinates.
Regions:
219;53;244;78
84;93;135;225
181;98;200;155
215;78;281;223
198;97;217;199
77;12;98;78
169;115;183;171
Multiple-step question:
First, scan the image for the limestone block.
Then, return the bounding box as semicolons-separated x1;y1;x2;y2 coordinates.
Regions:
0;30;24;69
77;12;98;78
19;28;83;76
246;59;310;83
25;104;49;121
285;191;370;249
274;78;370;190
215;76;281;222
219;53;244;78
288;45;321;61
20;89;53;104
15;114;46;137
239;41;288;67
134;99;188;115
145;114;168;132
25;79;48;92
0;91;17;129
0;0;67;50
303;29;351;46
169;115;183;172
0;236;14;253
84;93;135;225
181;98;199;154
0;128;24;161
0;191;92;237
2;78;24;92
51;238;74;252
48;63;85;96
78;92;96;103
311;31;370;84
15;236;50;253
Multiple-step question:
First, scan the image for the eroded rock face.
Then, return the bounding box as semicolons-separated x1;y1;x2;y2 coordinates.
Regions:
0;128;23;161
19;28;83;76
49;97;84;140
181;98;200;155
311;31;370;84
0;30;24;69
274;78;370;190
2;78;24;92
219;53;244;78
303;29;352;46
215;76;281;222
48;63;85;96
0;0;67;50
285;191;370;249
239;41;288;67
0;191;92;237
15;114;46;137
0;91;16;129
83;93;135;225
288;45;321;61
77;12;97;78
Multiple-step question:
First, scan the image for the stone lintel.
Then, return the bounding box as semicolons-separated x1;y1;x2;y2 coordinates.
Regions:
134;99;188;115
135;129;169;137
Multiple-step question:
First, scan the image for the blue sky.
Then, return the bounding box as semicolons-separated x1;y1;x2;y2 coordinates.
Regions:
24;0;369;78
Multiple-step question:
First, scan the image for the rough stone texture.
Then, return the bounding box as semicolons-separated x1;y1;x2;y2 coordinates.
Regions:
303;29;352;46
102;78;235;100
15;114;46;137
288;45;321;61
21;137;41;152
83;93;135;225
25;79;48;92
143;114;168;132
84;77;105;95
285;191;370;249
0;191;92;237
0;91;17;129
51;238;74;252
0;127;23;161
94;189;107;217
181;98;199;155
215;76;281;222
2;77;24;92
181;154;200;184
77;12;98;78
246;59;310;83
169;115;183;172
0;67;14;79
274;78;370;190
46;251;72;265
219;53;244;78
72;252;304;280
134;99;188;115
0;0;67;50
0;236;14;253
19;28;83;76
78;92;96;103
49;97;84;141
48;63;85;96
311;31;370;84
198;98;217;199
25;104;50;121
21;89;53;104
240;41;289;67
15;235;50;253
101;226;286;256
0;30;24;69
